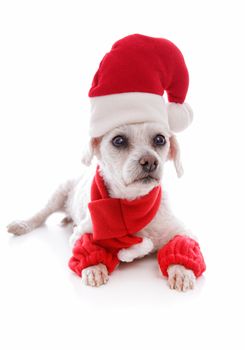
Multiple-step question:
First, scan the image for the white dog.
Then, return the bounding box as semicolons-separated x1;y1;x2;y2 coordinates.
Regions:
7;121;197;292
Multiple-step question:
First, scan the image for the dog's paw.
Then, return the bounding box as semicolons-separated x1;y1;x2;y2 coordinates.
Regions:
7;220;32;235
167;265;195;292
81;263;109;287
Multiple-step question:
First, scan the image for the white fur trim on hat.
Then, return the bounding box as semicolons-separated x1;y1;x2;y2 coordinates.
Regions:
167;102;193;133
89;92;169;137
89;92;193;137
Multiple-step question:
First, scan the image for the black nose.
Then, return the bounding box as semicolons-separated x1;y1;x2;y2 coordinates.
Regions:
139;155;158;173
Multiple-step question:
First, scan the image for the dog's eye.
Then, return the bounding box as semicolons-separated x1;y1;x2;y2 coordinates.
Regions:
112;135;128;148
153;134;166;146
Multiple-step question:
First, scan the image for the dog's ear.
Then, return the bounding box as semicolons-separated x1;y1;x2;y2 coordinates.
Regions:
81;138;100;166
169;135;184;177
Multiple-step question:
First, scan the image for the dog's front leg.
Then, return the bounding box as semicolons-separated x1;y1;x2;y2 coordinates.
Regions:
157;233;206;292
152;198;206;291
69;214;93;247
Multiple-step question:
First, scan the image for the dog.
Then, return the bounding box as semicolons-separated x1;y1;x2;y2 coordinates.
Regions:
7;121;197;291
7;34;206;291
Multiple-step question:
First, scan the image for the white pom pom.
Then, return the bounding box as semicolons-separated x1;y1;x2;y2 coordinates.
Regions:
167;102;193;133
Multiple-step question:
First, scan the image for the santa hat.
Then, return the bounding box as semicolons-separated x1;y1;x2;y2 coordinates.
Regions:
88;34;193;137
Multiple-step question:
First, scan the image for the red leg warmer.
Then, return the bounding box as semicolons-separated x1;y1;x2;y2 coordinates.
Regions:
68;233;142;277
157;235;206;278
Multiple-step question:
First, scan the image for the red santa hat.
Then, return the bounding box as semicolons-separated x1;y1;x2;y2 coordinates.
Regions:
88;34;193;137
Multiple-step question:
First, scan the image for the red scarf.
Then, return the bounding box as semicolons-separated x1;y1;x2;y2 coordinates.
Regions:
88;167;162;241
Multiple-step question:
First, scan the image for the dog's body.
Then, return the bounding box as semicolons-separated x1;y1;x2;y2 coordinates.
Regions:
7;122;197;291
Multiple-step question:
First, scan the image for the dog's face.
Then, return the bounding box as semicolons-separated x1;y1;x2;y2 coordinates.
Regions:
83;122;183;199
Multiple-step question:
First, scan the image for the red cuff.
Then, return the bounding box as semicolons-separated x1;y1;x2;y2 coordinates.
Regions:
68;233;119;277
157;235;206;278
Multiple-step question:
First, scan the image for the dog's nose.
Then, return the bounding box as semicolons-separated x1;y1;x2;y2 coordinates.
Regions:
139;155;158;173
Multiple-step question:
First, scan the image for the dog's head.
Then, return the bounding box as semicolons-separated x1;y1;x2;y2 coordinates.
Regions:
82;122;183;199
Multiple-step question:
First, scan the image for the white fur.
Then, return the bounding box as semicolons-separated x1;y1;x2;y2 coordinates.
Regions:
90;92;193;137
7;122;196;291
167;265;195;292
167;102;193;133
7;179;75;234
118;237;154;262
82;263;109;287
69;213;93;247
90;92;170;137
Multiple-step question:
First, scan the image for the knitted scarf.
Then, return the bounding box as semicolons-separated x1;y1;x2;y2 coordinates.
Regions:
88;167;162;241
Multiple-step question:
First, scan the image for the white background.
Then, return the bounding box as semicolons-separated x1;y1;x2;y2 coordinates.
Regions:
0;0;245;349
